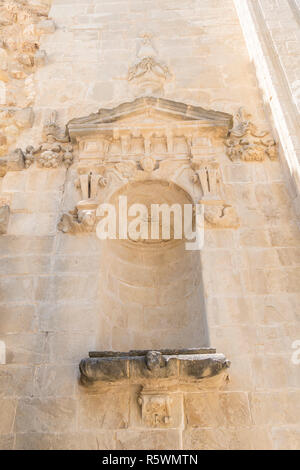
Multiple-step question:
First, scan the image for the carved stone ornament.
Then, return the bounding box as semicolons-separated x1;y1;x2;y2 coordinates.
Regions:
54;97;242;233
225;108;277;162
191;158;220;201
58;206;97;234
2;111;74;173
138;392;172;427
140;155;156;172
127;34;171;96
204;204;240;229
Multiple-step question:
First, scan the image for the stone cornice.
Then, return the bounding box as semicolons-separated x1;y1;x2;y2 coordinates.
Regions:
67;97;233;139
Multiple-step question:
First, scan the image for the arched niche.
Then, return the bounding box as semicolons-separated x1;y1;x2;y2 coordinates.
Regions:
97;179;209;351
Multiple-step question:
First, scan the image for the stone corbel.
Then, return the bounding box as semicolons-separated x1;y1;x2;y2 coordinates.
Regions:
80;348;230;426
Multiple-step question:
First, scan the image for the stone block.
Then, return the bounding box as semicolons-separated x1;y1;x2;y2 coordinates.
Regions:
35;274;99;302
15;398;76;433
250;391;300;426
15;431;116;450
8;213;57;236
2;171;26;192
0;256;51;276
0;304;36;334
14;108;34;129
0;364;35;398
0;434;14;450
36;20;56;34
184;392;252;427
33;365;77;397
183;426;272;450
48;332;97;365
0;277;34;303
116;429;181;450
0;399;17;434
38;302;99;333
2;333;49;365
0;236;54;256
271;426;300;450
78;392;129;430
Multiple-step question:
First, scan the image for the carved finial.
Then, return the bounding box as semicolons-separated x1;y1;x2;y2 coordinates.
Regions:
43;110;60;137
128;34;171;96
137;32;156;59
230;107;250;138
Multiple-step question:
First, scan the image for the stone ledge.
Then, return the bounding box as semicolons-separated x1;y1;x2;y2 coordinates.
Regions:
79;349;230;391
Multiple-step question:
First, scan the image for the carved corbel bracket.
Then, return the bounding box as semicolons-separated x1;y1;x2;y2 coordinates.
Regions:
80;348;230;426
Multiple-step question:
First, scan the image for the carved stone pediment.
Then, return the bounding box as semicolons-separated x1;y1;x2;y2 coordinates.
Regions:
67;97;232;138
55;97;241;234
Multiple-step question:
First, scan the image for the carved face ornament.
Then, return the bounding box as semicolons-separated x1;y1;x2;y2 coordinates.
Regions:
140;155;156;172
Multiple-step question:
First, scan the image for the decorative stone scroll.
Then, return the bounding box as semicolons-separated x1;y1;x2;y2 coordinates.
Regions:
225;107;277;162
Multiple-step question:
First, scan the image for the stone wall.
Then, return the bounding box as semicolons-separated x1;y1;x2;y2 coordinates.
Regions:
0;0;300;450
234;0;300;219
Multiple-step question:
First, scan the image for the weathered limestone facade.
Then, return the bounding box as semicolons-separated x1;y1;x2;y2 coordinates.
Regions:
0;0;300;450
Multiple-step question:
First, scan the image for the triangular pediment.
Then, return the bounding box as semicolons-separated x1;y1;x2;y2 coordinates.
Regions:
67;97;232;139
